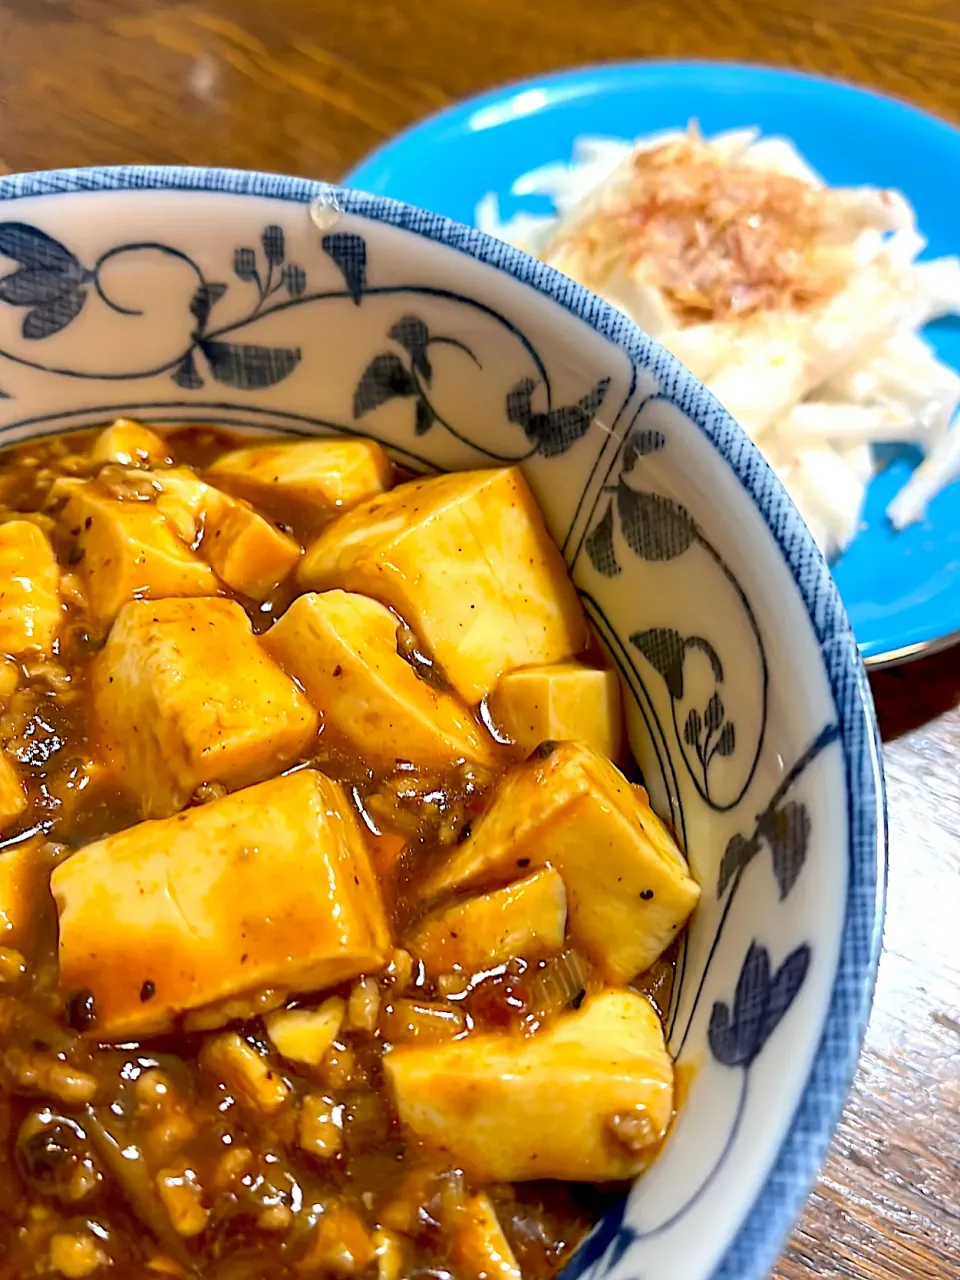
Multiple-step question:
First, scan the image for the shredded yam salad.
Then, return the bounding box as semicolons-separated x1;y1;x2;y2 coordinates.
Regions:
476;126;960;556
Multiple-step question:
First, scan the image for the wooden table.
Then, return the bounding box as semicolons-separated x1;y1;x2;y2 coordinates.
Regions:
2;1;958;1276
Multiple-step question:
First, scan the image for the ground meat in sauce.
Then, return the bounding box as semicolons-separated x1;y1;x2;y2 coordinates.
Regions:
0;424;686;1280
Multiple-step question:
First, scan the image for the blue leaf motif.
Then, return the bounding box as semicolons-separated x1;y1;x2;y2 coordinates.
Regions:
0;223;80;273
0;266;85;307
189;282;227;331
261;225;285;266
353;352;418;418
281;263;306;298
709;943;768;1067
199;339;300;390
717;831;760;898
514;377;611;458
715;721;736;757
531;408;586;457
713;727;834;902
0;224;89;339
709;941;810;1067
631;628;723;702
387;315;428;353
506;376;537;427
578;377;611;419
584;501;621;577
686;636;724;681
622;426;666;474
415;397;435;436
760;944;811;1047
388;316;432;382
234;247;258;282
617;481;698;561
22;289;87;340
630;627;686;699
172;351;204;390
322;233;366;305
705;691;724;733
760;801;811;901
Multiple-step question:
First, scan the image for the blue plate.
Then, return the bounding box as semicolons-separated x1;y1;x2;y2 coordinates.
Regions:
346;60;960;666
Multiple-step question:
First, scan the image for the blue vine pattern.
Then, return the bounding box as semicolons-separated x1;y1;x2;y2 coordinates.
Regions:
570;409;832;1276
354;311;611;459
353;315;483;444
582;411;768;813
0;221;611;462
0;221;309;392
563;721;837;1280
0;211;837;1280
672;721;839;1057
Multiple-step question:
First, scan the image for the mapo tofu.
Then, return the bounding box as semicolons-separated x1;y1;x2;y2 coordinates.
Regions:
0;422;700;1280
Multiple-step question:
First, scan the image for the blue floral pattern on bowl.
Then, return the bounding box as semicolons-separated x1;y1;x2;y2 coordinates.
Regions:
0;167;886;1280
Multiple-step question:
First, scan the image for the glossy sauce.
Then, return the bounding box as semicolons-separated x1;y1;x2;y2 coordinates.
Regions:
0;427;679;1280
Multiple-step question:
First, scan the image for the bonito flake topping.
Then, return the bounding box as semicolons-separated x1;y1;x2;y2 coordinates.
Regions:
478;126;960;556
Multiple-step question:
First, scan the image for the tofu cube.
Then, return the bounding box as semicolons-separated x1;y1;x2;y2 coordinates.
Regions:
0;521;61;654
0;835;44;946
424;741;700;982
405;868;566;977
202;489;300;600
91;421;172;468
151;468;208;544
154;470;300;600
298;468;587;703
0;755;27;831
209;438;392;517
488;661;624;760
52;769;392;1039
93;597;318;817
385;988;673;1181
262;591;495;771
60;481;217;623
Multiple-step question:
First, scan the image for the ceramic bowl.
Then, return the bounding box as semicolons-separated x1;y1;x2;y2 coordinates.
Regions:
0;167;886;1280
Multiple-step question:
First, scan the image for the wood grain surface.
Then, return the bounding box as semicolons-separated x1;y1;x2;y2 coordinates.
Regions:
1;2;958;1276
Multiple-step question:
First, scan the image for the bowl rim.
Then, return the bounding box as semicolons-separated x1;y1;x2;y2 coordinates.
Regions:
0;164;887;1280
